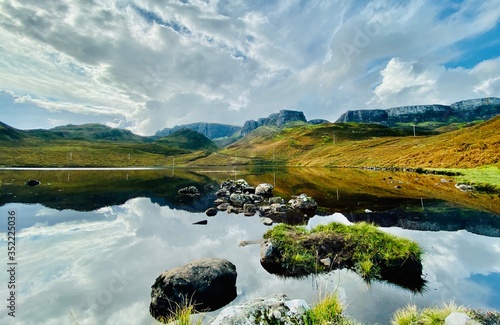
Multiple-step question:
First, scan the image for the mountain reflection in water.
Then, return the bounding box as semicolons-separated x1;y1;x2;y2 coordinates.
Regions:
0;168;499;324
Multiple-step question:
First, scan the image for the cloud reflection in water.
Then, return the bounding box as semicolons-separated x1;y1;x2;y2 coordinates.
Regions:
0;198;499;324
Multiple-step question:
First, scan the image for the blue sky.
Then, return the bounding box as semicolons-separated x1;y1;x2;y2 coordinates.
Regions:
0;0;499;135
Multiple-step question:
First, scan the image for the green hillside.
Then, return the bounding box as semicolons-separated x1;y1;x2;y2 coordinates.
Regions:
193;116;500;169
158;128;218;151
0;121;28;142
38;123;150;142
0;122;217;167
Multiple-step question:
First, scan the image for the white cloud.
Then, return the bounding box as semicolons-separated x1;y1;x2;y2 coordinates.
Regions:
369;57;500;107
0;0;499;133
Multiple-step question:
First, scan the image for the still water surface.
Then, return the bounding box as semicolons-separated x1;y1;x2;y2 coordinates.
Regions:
0;168;499;324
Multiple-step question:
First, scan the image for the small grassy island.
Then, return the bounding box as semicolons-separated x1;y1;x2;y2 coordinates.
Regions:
261;222;425;291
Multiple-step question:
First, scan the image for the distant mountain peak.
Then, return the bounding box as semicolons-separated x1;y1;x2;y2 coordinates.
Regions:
336;97;500;125
155;122;241;139
241;110;307;136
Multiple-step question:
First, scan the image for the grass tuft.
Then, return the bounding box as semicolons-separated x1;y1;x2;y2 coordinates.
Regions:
304;293;358;325
156;302;203;325
391;302;473;325
391;303;419;325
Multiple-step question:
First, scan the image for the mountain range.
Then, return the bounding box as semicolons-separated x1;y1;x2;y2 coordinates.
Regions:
1;96;499;169
155;97;499;140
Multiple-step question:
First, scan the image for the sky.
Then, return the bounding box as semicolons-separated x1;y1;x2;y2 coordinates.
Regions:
0;0;499;135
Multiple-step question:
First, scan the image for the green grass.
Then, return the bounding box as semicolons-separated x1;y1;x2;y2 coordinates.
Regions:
454;166;500;192
150;297;500;325
312;222;423;279
391;302;472;325
194;116;500;177
263;222;423;285
0;140;214;167
156;303;203;325
305;293;358;325
0;123;218;168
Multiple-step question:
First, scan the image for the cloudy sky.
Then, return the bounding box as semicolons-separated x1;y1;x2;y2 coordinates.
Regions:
0;0;499;135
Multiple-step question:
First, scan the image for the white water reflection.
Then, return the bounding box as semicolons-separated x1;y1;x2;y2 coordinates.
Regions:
0;199;499;324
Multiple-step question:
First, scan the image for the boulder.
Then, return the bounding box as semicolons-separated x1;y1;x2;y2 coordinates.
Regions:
150;258;237;320
262;217;273;226
227;205;241;214
243;203;257;216
269;197;285;204
209;293;309;325
216;189;230;197
288;194;318;216
455;183;474;192
445;312;480;325
214;198;227;205
229;193;251;207
205;208;218;217
260;239;286;274
259;204;309;226
178;186;201;196
217;203;229;211
255;183;274;197
249;194;264;203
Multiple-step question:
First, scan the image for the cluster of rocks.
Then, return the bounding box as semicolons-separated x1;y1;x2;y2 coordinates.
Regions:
209;293;310;325
209;179;317;225
149;258;316;324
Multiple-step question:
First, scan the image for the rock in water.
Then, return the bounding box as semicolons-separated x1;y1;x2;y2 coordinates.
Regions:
209;293;310;325
288;193;317;216
205;207;218;217
26;179;40;186
255;183;274;197
445;311;480;325
150;258;237;320
178;186;201;196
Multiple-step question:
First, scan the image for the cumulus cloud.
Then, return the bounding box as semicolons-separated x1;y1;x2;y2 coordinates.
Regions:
0;0;499;134
370;57;500;107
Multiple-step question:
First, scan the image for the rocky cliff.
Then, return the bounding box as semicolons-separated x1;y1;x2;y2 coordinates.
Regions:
241;110;307;136
336;97;500;125
155;110;311;140
155;123;241;139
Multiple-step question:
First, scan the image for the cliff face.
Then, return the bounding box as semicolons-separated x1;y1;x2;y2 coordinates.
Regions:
155;123;241;139
336;97;500;125
336;109;387;123
241;110;307;136
451;97;500;121
155;110;310;139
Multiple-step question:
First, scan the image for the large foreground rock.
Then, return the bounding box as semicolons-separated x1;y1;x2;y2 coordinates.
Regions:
149;258;237;320
209;293;310;325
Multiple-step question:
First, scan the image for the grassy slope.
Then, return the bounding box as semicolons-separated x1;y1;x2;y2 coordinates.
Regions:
44;123;149;142
0;123;217;167
195;116;500;169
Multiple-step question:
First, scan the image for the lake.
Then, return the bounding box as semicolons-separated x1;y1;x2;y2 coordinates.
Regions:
0;168;499;324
